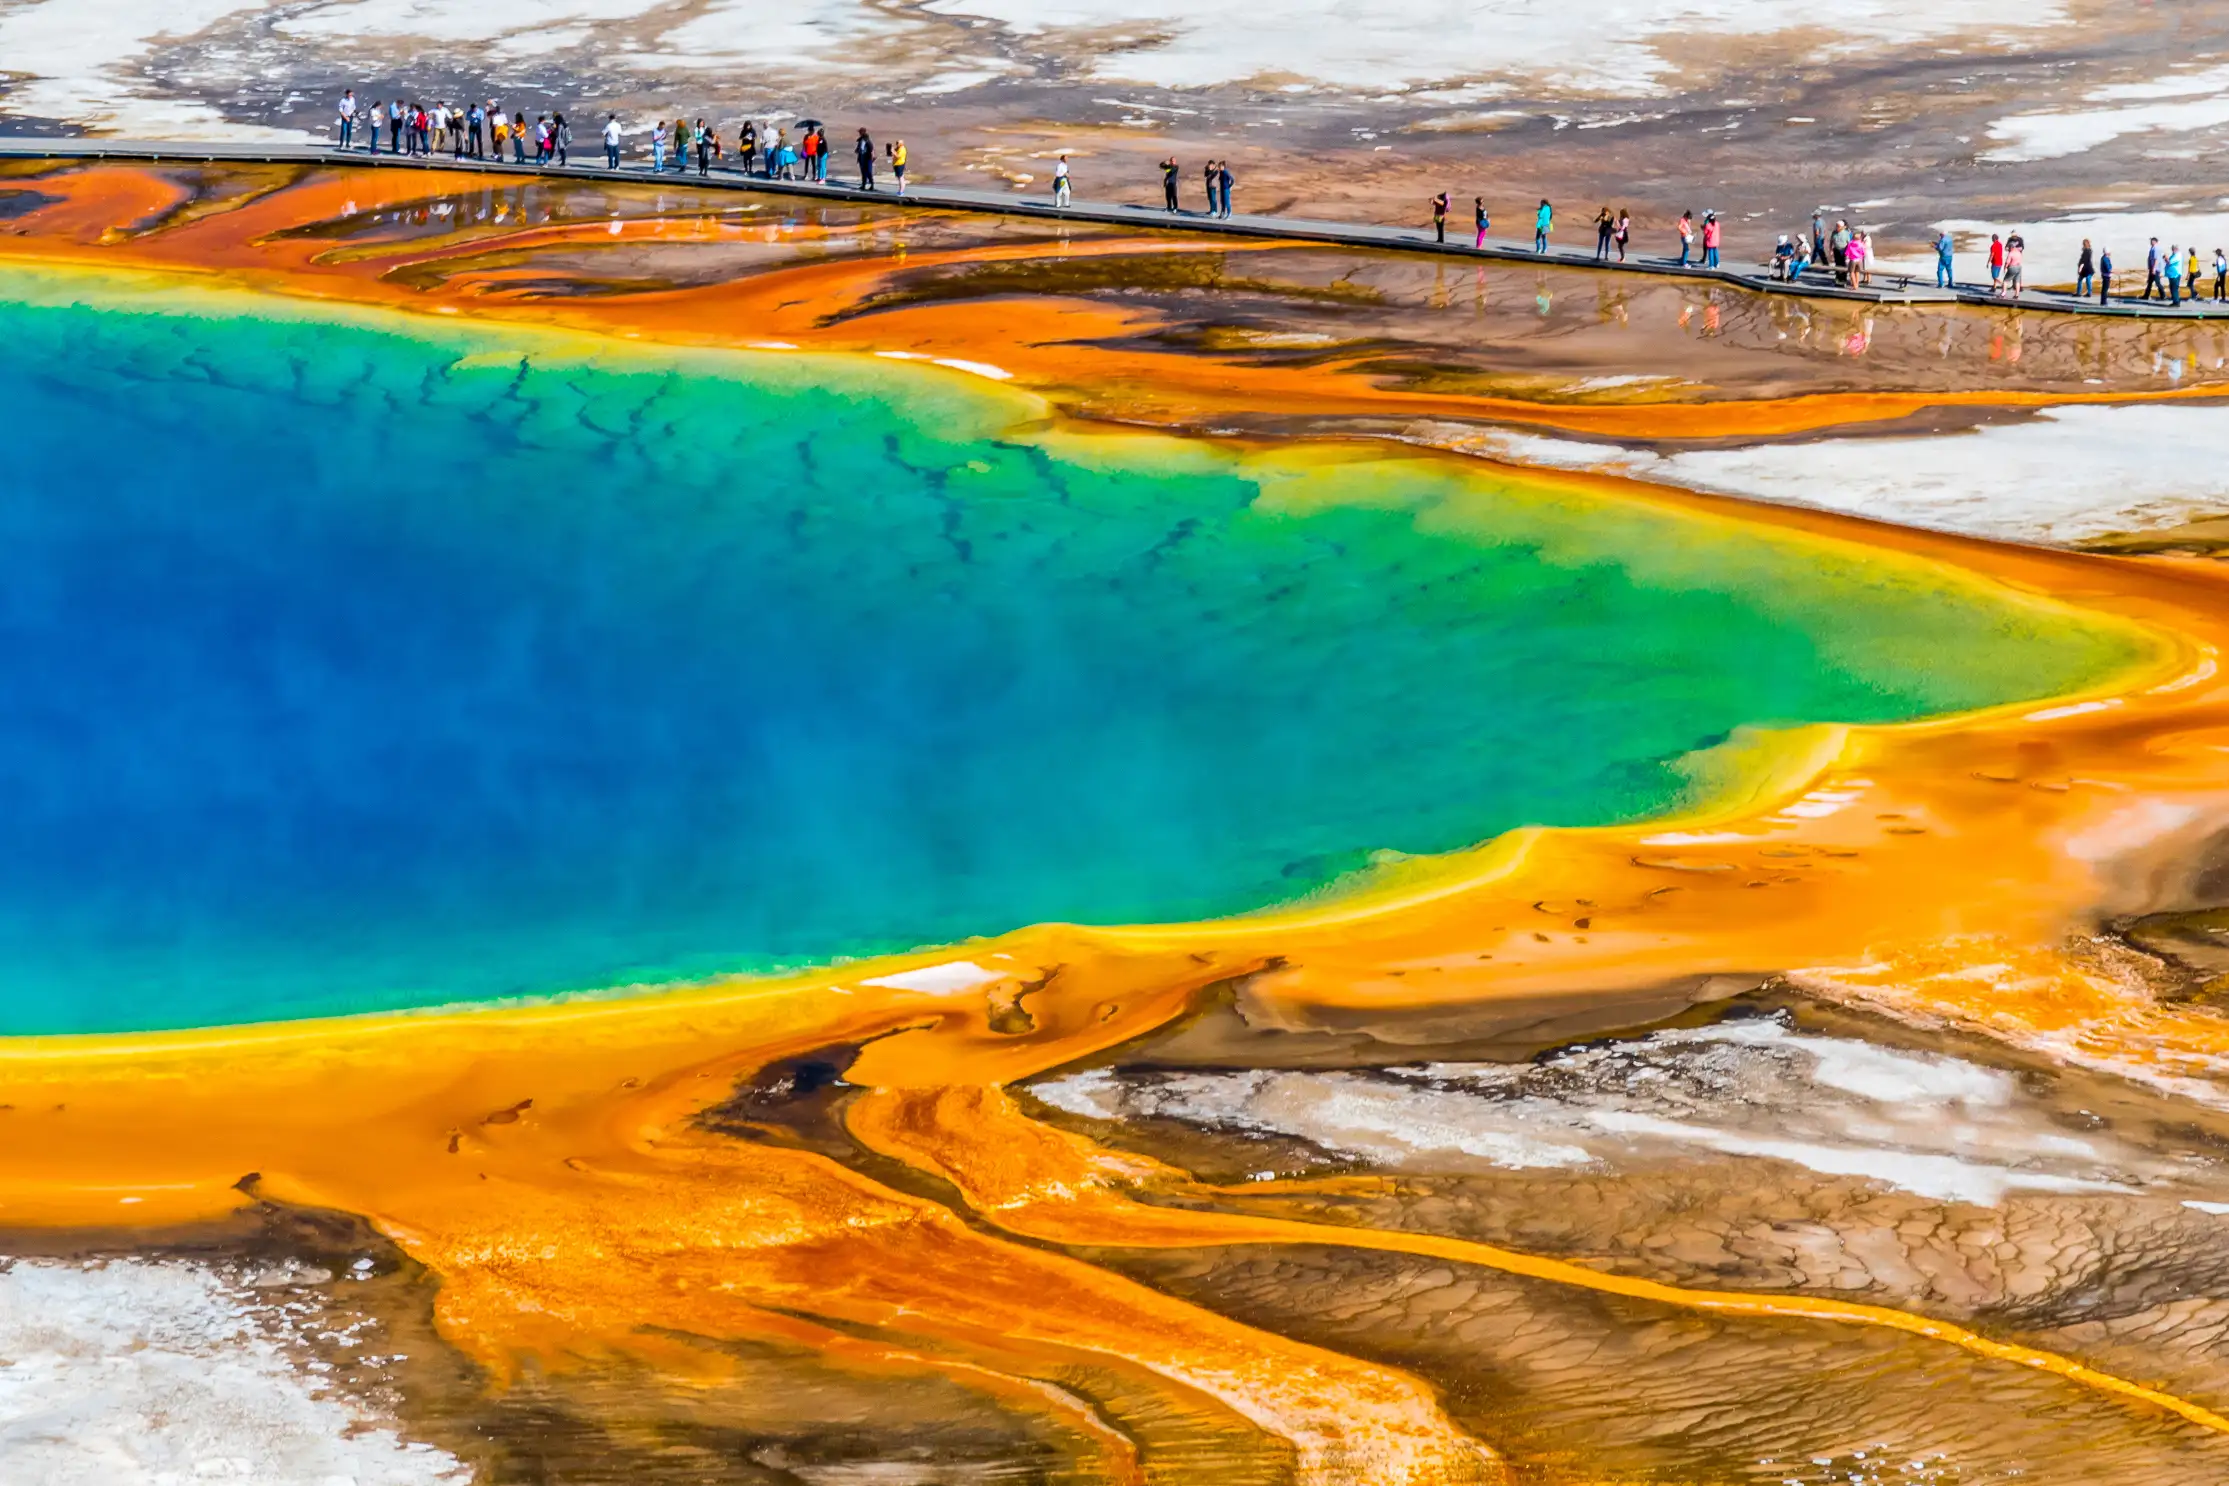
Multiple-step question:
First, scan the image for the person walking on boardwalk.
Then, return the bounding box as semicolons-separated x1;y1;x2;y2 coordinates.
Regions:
1593;205;1613;261
697;118;713;176
2188;244;2203;296
2001;234;2022;299
652;119;667;172
2098;246;2114;304
1053;154;1072;207
2166;243;2185;306
2074;238;2094;298
1473;197;1489;247
604;114;622;168
1677;209;1694;265
2145;237;2165;299
1936;229;1956;288
1432;191;1448;243
890;138;908;194
1612;208;1630;262
858;128;876;189
1160;156;1179;211
2213;247;2226;300
1701;211;1721;268
1986;232;2003;292
1217;160;1233;218
337;89;356;150
1534;198;1553;253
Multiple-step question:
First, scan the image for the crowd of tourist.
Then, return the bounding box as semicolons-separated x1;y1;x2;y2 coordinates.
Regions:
332;89;913;194
330;90;2229;312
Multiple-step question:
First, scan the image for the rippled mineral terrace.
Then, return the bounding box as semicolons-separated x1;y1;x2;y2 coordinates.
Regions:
9;160;2229;1486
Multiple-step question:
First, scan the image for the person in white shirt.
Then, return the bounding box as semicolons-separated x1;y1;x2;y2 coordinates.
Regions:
1052;153;1071;208
603;115;623;169
337;90;356;150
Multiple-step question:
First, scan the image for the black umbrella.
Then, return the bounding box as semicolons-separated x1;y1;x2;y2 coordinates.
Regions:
794;118;824;130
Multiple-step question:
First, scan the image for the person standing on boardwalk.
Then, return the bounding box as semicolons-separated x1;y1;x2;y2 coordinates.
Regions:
857;128;876;188
388;99;403;154
337;90;356;150
604;114;622;169
2145;237;2165;299
2075;239;2094;298
697;118;713;176
1613;208;1630;262
1203;161;1218;215
1701;212;1721;268
1473;197;1489;247
1053;154;1072;207
1935;229;1956;288
890;138;908;194
1593;205;1613;261
513;112;528;164
1984;232;2003;292
652;119;667;172
2098;246;2114;304
1217;160;1233;218
1160;157;1179;211
1810;211;1826;263
555;114;571;167
1534;199;1552;253
2214;247;2226;300
1677;209;1694;265
1432;191;1448;243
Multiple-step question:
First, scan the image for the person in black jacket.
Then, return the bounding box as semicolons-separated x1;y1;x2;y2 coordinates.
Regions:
1161;157;1180;211
856;128;875;189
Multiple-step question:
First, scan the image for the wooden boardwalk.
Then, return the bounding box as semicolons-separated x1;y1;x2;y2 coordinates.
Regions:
4;135;2224;321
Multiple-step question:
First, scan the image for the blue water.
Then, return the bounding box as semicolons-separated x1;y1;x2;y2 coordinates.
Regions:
0;286;2147;1033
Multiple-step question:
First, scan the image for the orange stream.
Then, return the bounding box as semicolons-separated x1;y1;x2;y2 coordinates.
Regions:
6;162;2229;1477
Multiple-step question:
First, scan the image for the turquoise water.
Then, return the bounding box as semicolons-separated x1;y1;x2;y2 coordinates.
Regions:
0;279;2149;1033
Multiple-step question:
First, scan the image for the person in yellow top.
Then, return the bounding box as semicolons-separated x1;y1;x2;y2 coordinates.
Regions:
888;138;908;195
